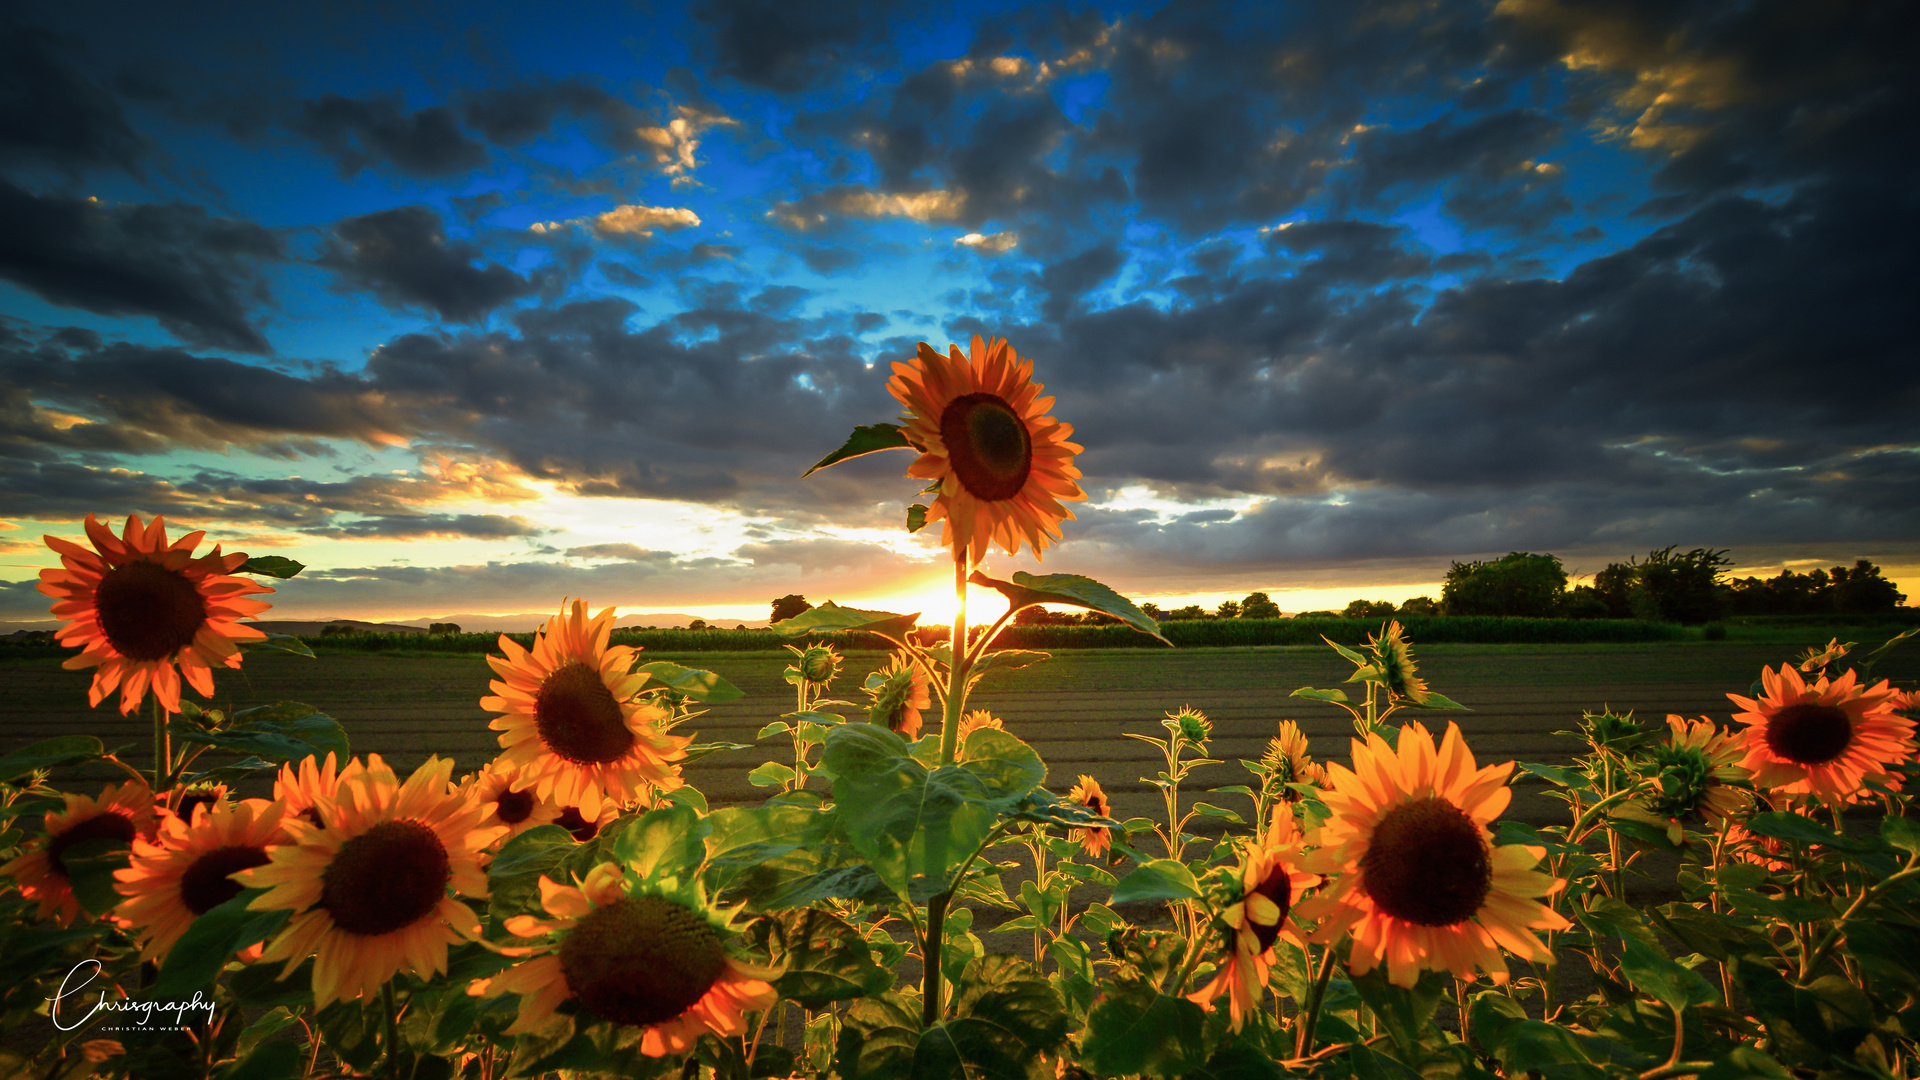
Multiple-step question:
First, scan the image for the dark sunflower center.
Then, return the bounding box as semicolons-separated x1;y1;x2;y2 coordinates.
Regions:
559;895;728;1027
47;812;137;877
171;792;220;823
319;820;450;936
494;788;536;825
1359;796;1492;927
556;807;600;842
535;662;636;766
939;393;1032;502
178;844;271;915
1764;703;1853;765
93;559;209;662
1250;864;1293;953
1084;790;1108;817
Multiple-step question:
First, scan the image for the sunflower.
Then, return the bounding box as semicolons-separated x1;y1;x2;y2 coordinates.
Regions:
1066;775;1112;859
1261;720;1326;796
1727;664;1913;807
1;781;157;926
160;781;228;824
556;803;620;842
273;753;359;830
1368;621;1431;705
38;514;274;715
466;760;561;843
887;336;1085;565
483;600;690;818
783;643;843;689
1187;806;1320;1031
863;651;931;740
1795;638;1852;675
478;863;778;1056
1629;716;1751;843
114;798;289;963
239;755;497;1007
1298;722;1568;988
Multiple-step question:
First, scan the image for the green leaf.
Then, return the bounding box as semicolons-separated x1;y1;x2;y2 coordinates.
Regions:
835;992;923;1080
243;633;315;658
959;728;1047;805
59;836;130;916
804;422;914;477
773;600;921;640
1469;992;1612;1080
0;735;104;781
1082;980;1208;1077
764;862;896;909
968;570;1170;646
1188;1037;1289;1080
907;504;928;533
316;998;385;1072
1288;687;1350;704
172;701;348;765
682;741;752;764
489;823;576;878
818;724;996;901
1745;810;1875;852
1321;635;1370;665
1696;1047;1796;1080
1881;814;1920;855
237;555;304;578
148;888;291;1000
1350;966;1450;1059
1188;802;1246;825
1111;859;1203;904
952;954;1069;1053
749;761;798;788
1619;935;1718;1012
1410;689;1468;710
219;1040;305;1080
635;660;743;702
609;802;710;886
754;908;893;1007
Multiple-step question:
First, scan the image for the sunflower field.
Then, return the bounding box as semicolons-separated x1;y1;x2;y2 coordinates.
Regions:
3;336;1918;1080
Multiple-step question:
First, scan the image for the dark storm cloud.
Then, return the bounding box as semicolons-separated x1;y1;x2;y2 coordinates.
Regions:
0;18;146;178
1036;243;1125;322
1261;221;1481;285
1345;111;1563;204
690;0;894;92
290;94;490;178
303;513;542;540
455;80;650;154
316;206;539;324
0;182;281;353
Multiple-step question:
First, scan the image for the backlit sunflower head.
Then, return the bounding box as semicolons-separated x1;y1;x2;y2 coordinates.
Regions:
37;514;273;715
1066;775;1113;859
1187;806;1320;1031
1;780;157;927
1637;715;1752;835
114;797;289;963
482;599;691;818
1727;663;1914;807
1367;620;1431;705
465;759;562;843
863;651;931;741
1261;720;1326;797
240;755;498;1007
887;335;1085;566
1298;722;1569;988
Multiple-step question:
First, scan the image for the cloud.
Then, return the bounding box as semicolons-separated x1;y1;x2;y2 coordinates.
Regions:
691;0;895;92
290;93;489;178
956;231;1019;254
302;513;542;540
565;543;677;562
531;204;702;239
0;18;146;178
0;181;282;353
455;79;651;154
317;206;538;323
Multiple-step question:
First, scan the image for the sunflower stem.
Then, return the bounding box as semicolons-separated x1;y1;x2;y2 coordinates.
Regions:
150;695;171;793
1294;943;1339;1058
381;980;401;1080
922;889;951;1026
937;550;969;769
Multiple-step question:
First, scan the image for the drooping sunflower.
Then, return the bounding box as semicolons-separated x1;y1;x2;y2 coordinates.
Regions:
483;600;690;818
114;798;289;963
39;514;274;715
1795;638;1853;675
1629;716;1751;843
1066;775;1113;859
1299;722;1568;988
1727;664;1913;806
239;755;497;1007
1368;620;1431;705
466;760;561;844
1261;720;1326;796
1187;806;1320;1031
479;863;779;1056
1;781;157;926
863;651;931;740
887;336;1085;565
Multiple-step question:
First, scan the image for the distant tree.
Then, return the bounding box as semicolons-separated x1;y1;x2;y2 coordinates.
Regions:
1293;610;1338;619
320;624;357;636
735;624;748;631
1442;553;1568;617
770;594;813;624
1215;600;1241;619
1166;604;1209;621
1627;547;1732;625
1592;563;1638;618
688;619;709;631
1397;596;1439;617
1016;605;1077;625
1830;559;1905;614
1563;586;1610;620
1240;592;1281;619
1140;602;1167;620
428;622;461;635
1343;599;1396;619
1080;611;1121;625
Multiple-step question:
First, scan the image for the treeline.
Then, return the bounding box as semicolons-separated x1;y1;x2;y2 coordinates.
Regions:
1435;549;1909;626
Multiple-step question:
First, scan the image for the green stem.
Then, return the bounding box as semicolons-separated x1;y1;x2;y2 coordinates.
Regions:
151;696;171;793
1798;857;1920;981
1294;943;1339;1058
922;890;951;1027
1167;933;1212;997
382;981;401;1080
938;550;970;768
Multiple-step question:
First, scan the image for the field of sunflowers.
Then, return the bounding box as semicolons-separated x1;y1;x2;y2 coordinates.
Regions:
3;337;1917;1080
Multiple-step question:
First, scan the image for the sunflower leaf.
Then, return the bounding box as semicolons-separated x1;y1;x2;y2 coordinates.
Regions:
1289;687;1350;704
907;503;928;533
0;735;104;782
1619;935;1719;1012
1082;980;1208;1078
1007;788;1119;831
146;887;290;1001
967;571;1169;646
1110;858;1203;904
803;422;914;477
172;703;348;765
59;837;130;916
1407;689;1468;710
749;907;894;1007
236;555;304;578
773;600;921;641
817;724;996;902
635;661;743;702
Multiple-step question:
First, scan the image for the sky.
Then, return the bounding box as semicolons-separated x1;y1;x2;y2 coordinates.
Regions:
2;0;1916;628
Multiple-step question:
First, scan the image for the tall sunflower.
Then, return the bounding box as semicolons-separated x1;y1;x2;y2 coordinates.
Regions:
863;651;932;740
1727;664;1913;806
1066;775;1112;859
1299;722;1568;988
38;514;273;715
483;600;690;817
114;798;289;963
478;863;778;1056
887;336;1085;565
1187;806;1319;1031
1;781;157;926
239;755;497;1007
1368;621;1431;705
